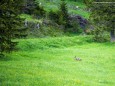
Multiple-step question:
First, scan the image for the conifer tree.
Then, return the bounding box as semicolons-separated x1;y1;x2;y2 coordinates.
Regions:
23;0;36;14
58;0;69;32
0;0;26;55
22;0;46;17
85;0;115;42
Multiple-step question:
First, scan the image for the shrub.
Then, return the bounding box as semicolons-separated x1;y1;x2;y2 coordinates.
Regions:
93;27;109;42
49;10;59;23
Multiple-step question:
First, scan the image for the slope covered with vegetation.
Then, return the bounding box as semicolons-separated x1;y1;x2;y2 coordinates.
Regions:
37;0;89;18
18;0;90;38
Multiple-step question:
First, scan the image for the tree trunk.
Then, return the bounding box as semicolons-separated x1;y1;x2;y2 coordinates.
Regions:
110;29;115;42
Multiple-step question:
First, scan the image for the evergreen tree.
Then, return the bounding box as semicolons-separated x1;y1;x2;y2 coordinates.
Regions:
33;2;46;17
85;0;115;42
0;0;26;55
58;0;69;32
22;0;46;17
22;0;36;14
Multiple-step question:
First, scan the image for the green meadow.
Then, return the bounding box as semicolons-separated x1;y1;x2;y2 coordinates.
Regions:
0;36;115;86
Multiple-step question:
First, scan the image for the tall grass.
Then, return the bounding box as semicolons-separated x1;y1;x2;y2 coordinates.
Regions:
16;36;91;51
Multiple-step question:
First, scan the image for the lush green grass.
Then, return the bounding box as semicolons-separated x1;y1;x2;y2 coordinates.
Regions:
0;36;115;86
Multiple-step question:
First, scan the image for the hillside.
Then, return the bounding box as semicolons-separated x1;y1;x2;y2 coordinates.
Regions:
19;0;90;38
37;0;89;18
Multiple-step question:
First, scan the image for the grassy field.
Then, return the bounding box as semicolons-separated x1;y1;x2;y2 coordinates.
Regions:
0;36;115;86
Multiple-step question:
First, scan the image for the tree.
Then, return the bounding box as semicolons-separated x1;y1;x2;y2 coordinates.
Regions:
49;10;59;23
33;2;46;17
0;0;26;55
58;0;70;32
85;0;115;42
22;0;37;14
22;0;46;17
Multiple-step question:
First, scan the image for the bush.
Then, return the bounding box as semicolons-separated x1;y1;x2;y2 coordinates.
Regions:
69;18;83;33
33;4;46;18
26;20;63;38
49;10;59;23
93;27;109;42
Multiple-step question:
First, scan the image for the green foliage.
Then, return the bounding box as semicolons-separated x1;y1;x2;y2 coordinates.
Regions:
28;25;63;38
68;0;84;2
37;0;89;18
87;0;115;42
40;26;63;37
48;1;70;32
0;0;26;53
23;0;46;17
20;14;64;38
49;10;59;23
69;18;83;33
33;2;46;17
22;0;36;14
20;14;40;22
48;0;87;33
58;0;69;27
93;27;109;42
17;36;91;51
